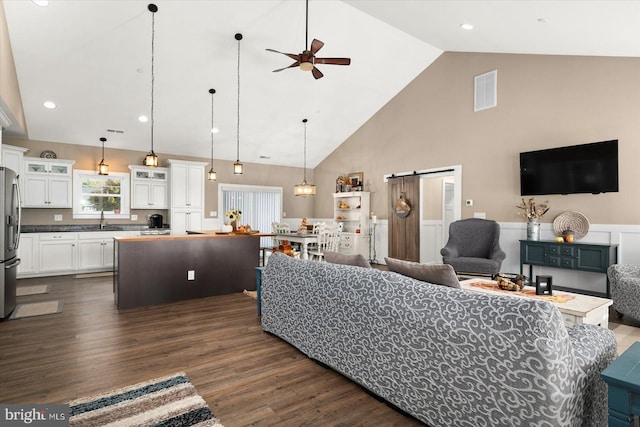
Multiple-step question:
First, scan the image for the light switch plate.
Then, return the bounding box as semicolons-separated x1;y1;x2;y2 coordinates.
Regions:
474;212;486;219
54;214;63;221
131;214;138;221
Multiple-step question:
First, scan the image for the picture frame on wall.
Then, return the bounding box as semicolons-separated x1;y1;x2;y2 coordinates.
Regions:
348;172;364;191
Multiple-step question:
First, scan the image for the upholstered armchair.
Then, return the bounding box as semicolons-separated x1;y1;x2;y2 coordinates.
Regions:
608;264;640;321
441;218;506;275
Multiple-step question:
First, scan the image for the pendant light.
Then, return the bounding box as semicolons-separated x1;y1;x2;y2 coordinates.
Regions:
144;3;159;168
294;119;316;196
233;33;243;175
98;137;109;175
207;88;217;181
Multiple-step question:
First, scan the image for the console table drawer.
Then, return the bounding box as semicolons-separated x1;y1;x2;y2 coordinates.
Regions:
561;258;575;268
561;246;575;256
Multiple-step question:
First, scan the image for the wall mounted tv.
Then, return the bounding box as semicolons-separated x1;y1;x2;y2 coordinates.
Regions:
520;140;619;196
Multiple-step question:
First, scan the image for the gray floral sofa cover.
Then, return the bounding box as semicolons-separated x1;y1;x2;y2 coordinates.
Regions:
261;253;617;427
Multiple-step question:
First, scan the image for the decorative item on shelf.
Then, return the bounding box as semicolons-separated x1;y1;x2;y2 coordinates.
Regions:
97;137;109;175
517;197;549;241
336;176;347;192
225;209;242;232
553;211;589;241
348;172;364;191
233;33;244;175
294;119;316;196
40;150;57;159
563;229;575;243
536;275;553;296
207;88;217;181
143;4;159;168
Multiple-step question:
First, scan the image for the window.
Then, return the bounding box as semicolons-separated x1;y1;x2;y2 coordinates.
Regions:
218;183;282;246
73;170;130;219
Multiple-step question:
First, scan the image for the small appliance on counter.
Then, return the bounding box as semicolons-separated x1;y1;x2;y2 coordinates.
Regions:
149;214;163;229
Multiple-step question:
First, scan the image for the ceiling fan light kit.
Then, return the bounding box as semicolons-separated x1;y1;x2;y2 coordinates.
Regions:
143;3;159;168
266;0;350;79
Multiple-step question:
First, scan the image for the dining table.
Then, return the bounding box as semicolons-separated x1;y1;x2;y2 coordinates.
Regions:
272;232;318;260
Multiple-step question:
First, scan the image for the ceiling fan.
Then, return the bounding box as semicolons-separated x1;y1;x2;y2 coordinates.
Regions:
266;0;351;79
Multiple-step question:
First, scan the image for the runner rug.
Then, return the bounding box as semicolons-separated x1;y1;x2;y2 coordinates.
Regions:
9;300;63;319
67;372;224;427
16;284;50;296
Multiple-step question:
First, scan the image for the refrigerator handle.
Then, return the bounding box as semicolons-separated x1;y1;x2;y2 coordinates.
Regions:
14;177;21;250
5;258;20;269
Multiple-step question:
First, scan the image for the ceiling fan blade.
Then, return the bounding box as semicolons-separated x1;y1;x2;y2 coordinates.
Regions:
273;61;300;72
311;66;324;79
310;39;324;55
265;48;299;61
314;57;351;66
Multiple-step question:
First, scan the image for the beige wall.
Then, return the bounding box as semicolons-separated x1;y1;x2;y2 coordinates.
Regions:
0;1;26;134
314;52;640;225
5;137;312;225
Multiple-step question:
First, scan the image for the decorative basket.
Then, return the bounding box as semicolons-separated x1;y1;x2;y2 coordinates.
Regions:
552;211;590;240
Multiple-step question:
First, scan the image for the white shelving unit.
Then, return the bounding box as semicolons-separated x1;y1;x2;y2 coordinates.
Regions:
333;192;370;258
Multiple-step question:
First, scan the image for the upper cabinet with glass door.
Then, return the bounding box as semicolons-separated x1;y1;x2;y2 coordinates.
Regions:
23;157;75;208
129;165;169;209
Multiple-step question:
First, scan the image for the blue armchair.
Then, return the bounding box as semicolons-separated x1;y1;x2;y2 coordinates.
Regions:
441;218;506;275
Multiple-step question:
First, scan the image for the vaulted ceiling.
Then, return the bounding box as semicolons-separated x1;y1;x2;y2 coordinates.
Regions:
3;1;638;168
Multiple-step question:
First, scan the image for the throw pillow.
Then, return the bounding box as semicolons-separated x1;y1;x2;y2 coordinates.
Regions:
324;251;371;268
384;257;460;288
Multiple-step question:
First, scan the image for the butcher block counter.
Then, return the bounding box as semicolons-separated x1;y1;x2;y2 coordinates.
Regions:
114;232;269;309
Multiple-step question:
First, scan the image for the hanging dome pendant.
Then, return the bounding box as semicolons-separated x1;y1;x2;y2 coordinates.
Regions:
294;118;316;196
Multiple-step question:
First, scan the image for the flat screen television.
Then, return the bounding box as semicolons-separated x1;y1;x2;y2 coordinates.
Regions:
520;140;619;196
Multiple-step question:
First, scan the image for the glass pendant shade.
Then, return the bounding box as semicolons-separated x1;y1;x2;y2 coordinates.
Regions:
98;137;109;175
208;168;217;181
233;161;243;175
144;151;158;167
295;118;315;196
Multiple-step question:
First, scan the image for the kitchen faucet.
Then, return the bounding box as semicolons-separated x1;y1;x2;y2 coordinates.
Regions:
100;210;106;230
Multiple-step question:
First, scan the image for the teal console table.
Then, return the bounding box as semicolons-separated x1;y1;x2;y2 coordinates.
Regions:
519;240;616;298
601;342;640;426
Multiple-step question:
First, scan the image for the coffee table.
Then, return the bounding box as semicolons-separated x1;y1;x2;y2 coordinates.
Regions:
459;278;613;328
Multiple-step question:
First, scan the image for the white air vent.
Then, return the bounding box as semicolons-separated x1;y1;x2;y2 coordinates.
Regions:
474;69;497;112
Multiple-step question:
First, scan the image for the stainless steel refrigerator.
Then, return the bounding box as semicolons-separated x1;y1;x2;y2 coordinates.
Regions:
0;167;21;318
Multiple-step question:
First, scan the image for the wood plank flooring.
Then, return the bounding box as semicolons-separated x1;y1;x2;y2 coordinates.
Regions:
0;275;423;426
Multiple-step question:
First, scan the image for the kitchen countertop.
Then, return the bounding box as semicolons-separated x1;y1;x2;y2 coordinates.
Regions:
21;224;170;233
115;231;273;241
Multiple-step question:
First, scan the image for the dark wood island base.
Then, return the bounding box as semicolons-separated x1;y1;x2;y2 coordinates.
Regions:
114;233;262;309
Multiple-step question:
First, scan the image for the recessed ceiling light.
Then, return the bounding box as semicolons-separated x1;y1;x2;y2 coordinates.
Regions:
460;23;474;31
31;0;49;6
259;155;270;159
138;115;148;123
537;18;547;24
43;101;56;109
211;127;219;134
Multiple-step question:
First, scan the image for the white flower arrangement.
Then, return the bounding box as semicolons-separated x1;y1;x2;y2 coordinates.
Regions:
516;198;549;221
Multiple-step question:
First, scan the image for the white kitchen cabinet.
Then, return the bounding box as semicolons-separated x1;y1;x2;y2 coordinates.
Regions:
129;165;169;209
1;144;28;202
16;234;37;275
39;233;77;273
167;159;206;234
23;157;75;208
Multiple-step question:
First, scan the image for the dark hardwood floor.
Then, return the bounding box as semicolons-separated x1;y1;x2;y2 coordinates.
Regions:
0;275;424;426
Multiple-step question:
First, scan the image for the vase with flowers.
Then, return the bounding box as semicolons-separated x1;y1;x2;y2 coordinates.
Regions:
517;198;549;241
225;209;242;232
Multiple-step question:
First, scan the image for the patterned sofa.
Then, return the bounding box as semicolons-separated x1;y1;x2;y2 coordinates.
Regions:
261;253;617;427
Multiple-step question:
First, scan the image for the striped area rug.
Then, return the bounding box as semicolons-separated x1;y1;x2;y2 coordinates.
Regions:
68;372;223;427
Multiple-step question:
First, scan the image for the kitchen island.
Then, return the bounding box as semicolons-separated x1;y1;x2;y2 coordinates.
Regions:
114;232;267;309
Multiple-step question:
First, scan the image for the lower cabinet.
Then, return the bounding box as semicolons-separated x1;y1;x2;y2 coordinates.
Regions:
18;231;133;278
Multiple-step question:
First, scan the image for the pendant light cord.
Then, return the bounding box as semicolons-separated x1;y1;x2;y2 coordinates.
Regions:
210;89;215;164
150;8;155;153
303;119;308;183
305;0;309;51
236;35;241;162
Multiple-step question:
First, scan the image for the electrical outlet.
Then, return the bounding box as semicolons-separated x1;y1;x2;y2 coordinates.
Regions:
131;214;138;221
187;270;195;281
282;212;286;217
54;214;63;221
210;211;217;217
474;212;486;219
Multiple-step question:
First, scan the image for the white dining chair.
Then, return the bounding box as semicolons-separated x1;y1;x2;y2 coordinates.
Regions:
309;228;342;261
